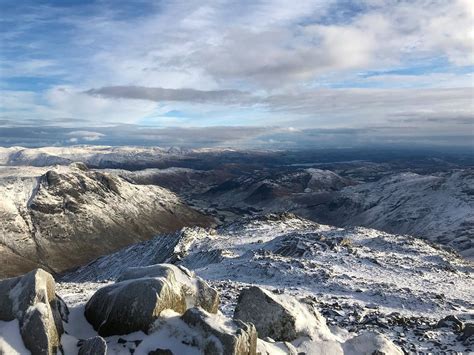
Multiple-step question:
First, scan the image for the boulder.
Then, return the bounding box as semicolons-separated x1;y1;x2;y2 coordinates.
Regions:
0;268;67;355
436;315;464;332
233;286;329;342
117;264;219;312
78;336;107;355
181;307;257;355
85;264;219;336
343;331;404;355
460;323;474;342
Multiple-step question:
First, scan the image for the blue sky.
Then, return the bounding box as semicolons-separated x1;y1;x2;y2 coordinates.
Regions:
0;0;473;147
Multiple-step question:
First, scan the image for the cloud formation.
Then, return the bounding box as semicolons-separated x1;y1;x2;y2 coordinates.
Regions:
1;124;471;149
0;0;472;148
86;86;252;104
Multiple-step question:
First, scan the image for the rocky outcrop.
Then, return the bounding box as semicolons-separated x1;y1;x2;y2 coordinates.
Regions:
436;315;464;332
181;307;257;355
234;286;329;342
84;264;219;336
117;264;219;313
0;165;213;278
78;336;107;355
0;268;67;355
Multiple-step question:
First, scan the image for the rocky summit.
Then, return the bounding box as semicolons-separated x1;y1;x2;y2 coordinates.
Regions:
42;213;471;354
1;264;406;355
0;163;212;278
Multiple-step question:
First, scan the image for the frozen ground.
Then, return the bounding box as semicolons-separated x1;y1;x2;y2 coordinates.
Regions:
57;214;474;353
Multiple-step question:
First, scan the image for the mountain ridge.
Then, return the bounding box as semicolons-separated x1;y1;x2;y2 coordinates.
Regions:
0;163;213;278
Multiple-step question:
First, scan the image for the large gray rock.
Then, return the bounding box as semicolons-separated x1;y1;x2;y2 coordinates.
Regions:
85;264;219;336
181;307;257;355
118;264;219;314
0;268;67;355
234;286;328;342
78;336;107;355
436;315;464;332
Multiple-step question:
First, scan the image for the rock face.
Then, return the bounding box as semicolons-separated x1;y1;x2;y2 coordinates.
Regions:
233;286;329;342
181;307;257;355
0;164;213;278
78;336;107;355
84;264;219;336
343;331;404;355
0;268;67;355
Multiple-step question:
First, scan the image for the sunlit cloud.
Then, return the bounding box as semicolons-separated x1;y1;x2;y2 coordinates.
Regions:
0;0;472;147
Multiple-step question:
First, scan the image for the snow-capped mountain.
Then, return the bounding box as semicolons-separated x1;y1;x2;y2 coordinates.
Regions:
303;170;474;258
0;146;240;169
0;163;212;278
165;167;473;258
0;146;172;167
2;145;471;264
204;168;355;205
59;213;474;353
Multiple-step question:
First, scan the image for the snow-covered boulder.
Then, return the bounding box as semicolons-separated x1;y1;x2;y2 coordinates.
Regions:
181;307;257;355
343;331;403;355
234;287;331;342
78;336;107;355
117;264;220;313
84;264;219;336
256;336;345;355
0;268;67;354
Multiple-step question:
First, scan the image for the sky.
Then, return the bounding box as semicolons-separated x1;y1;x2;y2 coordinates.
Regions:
0;0;473;148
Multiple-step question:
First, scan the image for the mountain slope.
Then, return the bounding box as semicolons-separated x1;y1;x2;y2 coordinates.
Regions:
176;167;473;257
60;214;474;353
0;163;213;278
299;170;474;258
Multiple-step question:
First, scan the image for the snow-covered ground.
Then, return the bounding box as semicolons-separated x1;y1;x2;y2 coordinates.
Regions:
58;214;474;353
330;170;474;258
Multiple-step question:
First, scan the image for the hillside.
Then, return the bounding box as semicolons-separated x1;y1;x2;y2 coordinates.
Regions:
0;163;212;278
59;214;474;353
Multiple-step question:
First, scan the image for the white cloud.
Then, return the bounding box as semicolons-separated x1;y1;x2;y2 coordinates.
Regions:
67;130;105;141
43;86;158;124
43;0;471;90
0;0;472;146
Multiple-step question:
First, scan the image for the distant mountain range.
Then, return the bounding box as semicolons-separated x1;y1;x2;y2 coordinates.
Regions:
0;145;472;280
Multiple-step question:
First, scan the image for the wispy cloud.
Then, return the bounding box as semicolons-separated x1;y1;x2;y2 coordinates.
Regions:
86;86;252;104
